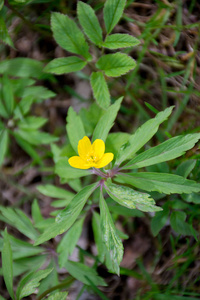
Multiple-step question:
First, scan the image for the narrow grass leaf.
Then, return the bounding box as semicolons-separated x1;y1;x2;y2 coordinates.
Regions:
92;97;122;142
103;0;126;34
77;1;103;45
51;12;91;60
123;133;200;169
103;33;140;49
100;192;123;275
105;181;162;212
90;72;110;109
2;229;15;300
34;183;97;245
66;106;86;153
0;129;8;166
116;106;174;165
117;172;200;194
96;53;136;77
44;57;87;75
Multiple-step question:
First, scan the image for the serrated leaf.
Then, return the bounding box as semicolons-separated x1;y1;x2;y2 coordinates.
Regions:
99;192;123;275
170;211;197;237
96;53;136;77
105;181;162;212
34;183;97;245
66;106;86;153
0;129;8;166
0;17;14;47
57;218;84;268
90;72;110;109
116;106;174;165
44;57;87;75
2;229;15;300
103;0;126;34
103;33;140;49
17;268;52;299
51;12;91;60
77;1;103;45
151;208;169;236
123;133;200;170
92;97;122;142
55;158;90;180
0;58;43;78
65;260;106;286
116;172;200;194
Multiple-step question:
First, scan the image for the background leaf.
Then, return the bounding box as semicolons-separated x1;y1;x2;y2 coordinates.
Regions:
90;72;110;109
103;0;126;34
96;53;136;77
55;158;90;180
51;12;91;60
77;1;103;45
44;57;87;75
103;33;140;49
170;211;197;237
0;17;14;47
0;129;8;166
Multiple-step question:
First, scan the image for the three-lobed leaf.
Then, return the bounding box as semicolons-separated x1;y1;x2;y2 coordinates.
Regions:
116;106;174;165
51;12;91;60
105;181;162;212
96;53;136;77
103;33;140;49
123;133;200;169
90;72;110;109
77;1;103;46
117;172;200;194
103;0;126;34
44;57;87;75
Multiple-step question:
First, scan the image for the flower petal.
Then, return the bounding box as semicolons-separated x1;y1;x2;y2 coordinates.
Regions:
78;136;92;159
68;156;91;169
95;153;114;168
92;139;105;160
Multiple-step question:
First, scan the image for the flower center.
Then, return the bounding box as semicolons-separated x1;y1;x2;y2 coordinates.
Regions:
86;151;98;163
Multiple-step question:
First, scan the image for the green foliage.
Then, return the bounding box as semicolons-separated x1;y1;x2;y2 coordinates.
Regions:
0;17;14;47
44;57;87;75
103;33;140;49
103;0;127;34
90;72;110;109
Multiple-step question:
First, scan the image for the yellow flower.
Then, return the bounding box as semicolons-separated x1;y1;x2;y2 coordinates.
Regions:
68;136;114;169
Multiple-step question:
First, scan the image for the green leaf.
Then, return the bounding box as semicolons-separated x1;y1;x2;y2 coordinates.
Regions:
34;183;97;245
55;158;90;180
96;53;136;77
65;260;106;286
92;212;106;263
117;172;200;194
170;211;197;237
123;133;200;169
0;58;43;78
46;292;68;300
103;0;126;34
31;199;43;225
57;218;84;268
44;57;87;75
99;192;123;275
151;208;169;236
16;268;52;299
105;132;130;159
0;0;4;11
103;33;140;49
51;12;91;60
92;97;122;142
14;96;35;118
37;184;75;199
105;181;162;212
0;129;8;166
66;106;86;153
176;159;197;178
116;106;174;165
18;86;55;99
17;116;47;130
2;229;15;300
0;206;39;240
0;17;14;47
77;1;103;46
90;72;110;109
16;129;58;145
2;75;14;115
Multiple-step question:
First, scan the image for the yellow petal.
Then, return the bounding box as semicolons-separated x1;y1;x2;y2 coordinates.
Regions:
95;153;114;169
68;156;91;169
92;139;105;160
78;136;92;159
